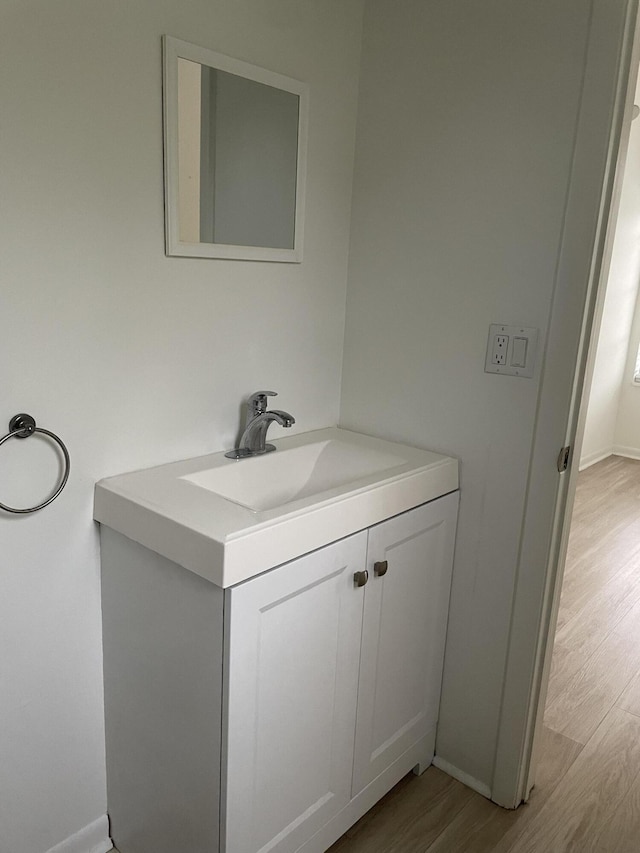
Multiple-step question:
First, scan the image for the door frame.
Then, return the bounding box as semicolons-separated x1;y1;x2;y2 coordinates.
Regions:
490;0;640;808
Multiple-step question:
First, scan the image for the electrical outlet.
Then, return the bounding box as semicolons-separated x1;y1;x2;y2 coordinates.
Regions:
491;335;509;365
485;323;539;377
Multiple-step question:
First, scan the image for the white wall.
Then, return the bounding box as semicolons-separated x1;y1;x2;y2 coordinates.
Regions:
581;79;640;468
0;2;364;851
610;103;640;458
177;58;202;243
341;0;594;791
615;288;640;457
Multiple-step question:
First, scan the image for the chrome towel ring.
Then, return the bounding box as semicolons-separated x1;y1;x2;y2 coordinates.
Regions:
0;413;70;514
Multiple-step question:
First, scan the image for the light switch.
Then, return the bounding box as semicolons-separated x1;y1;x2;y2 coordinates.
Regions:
485;324;538;378
511;337;528;368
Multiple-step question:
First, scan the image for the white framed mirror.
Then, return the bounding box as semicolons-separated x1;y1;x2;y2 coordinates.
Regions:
162;36;308;262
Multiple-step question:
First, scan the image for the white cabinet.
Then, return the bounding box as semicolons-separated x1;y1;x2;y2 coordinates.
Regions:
353;495;457;795
100;491;458;853
223;533;366;853
222;492;458;853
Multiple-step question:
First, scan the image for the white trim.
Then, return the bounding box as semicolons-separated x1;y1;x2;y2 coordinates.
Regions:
44;816;111;853
579;447;614;469
613;444;640;460
432;756;492;800
162;35;308;263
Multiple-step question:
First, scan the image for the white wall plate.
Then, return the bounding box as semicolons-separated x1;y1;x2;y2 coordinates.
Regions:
485;324;539;378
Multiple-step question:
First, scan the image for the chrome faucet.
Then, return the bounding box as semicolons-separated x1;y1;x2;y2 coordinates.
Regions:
225;391;295;459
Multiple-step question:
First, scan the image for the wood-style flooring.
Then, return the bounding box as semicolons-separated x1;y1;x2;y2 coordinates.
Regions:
328;455;640;853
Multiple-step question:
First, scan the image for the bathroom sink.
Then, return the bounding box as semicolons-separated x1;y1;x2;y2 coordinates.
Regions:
181;439;405;511
94;427;458;588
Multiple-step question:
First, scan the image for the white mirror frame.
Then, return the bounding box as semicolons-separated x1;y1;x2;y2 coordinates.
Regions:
162;36;308;262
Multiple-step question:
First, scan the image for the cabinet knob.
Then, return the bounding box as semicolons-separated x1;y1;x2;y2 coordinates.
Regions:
353;570;369;588
374;560;388;577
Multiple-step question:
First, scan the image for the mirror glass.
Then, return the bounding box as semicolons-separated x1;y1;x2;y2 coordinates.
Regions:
163;37;308;262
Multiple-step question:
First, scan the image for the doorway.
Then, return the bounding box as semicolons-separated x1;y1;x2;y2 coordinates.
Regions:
516;79;640;834
542;64;640;739
488;0;640;812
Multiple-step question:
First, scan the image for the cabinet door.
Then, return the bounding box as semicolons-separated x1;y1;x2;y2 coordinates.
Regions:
222;532;367;853
352;491;459;795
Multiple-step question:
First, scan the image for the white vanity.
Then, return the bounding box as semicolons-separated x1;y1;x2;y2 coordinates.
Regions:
95;427;459;853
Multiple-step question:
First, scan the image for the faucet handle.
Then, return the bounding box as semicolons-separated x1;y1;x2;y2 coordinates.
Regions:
247;390;277;419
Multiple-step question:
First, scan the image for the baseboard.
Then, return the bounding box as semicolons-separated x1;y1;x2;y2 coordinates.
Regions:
432;755;492;799
579;447;613;470
613;445;640;462
45;815;112;853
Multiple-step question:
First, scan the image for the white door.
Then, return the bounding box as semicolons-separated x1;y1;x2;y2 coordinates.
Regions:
222;532;367;853
352;492;459;795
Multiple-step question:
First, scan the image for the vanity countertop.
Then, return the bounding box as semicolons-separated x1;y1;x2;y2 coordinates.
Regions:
94;427;458;588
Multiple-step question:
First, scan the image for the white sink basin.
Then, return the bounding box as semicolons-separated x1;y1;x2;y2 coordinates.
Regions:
95;427;458;588
181;439;406;512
